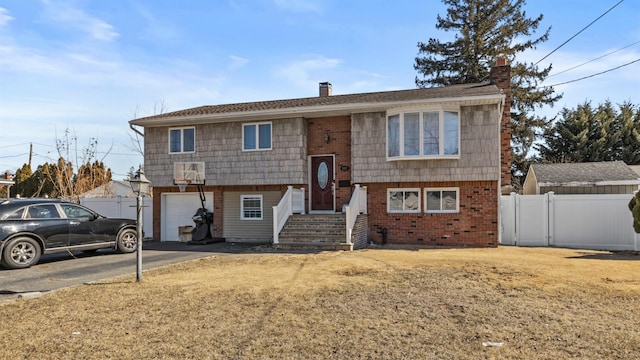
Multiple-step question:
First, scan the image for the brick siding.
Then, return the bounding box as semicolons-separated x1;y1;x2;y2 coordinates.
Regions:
364;180;498;247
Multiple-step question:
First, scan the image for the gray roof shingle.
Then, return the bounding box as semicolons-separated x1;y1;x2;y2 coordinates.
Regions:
531;161;640;185
131;81;502;124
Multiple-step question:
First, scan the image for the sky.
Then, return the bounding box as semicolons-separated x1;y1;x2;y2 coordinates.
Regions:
1;0;639;180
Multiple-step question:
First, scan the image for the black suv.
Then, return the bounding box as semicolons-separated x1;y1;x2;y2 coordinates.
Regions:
0;198;138;269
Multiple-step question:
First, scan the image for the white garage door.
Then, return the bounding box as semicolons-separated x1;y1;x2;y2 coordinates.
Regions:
161;192;214;241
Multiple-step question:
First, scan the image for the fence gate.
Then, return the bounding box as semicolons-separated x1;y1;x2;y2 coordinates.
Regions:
500;192;639;251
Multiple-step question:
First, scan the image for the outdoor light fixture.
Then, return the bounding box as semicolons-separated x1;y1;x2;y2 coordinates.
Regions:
324;130;331;144
129;166;151;282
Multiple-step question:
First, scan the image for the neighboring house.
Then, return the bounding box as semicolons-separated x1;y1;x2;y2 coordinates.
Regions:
78;180;154;238
130;59;511;248
79;180;141;198
522;161;640;195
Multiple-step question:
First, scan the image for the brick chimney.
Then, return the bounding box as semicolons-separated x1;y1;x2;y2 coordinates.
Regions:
489;57;512;194
319;82;332;97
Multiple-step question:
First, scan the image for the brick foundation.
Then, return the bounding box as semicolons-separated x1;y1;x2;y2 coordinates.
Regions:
364;181;498;247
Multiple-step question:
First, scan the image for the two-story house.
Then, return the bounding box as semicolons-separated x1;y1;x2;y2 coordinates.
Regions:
130;59;511;249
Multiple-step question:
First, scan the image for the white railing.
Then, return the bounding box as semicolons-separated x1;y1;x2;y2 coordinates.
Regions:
345;184;367;244
272;186;305;244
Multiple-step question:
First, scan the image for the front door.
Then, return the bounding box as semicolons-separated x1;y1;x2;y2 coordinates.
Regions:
310;155;334;212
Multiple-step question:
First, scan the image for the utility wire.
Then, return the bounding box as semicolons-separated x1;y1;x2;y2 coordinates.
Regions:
548;39;640;78
534;0;625;65
543;57;640;87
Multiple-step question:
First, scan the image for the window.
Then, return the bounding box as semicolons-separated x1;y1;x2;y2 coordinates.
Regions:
387;188;421;213
387;109;459;159
425;188;459;213
27;204;60;219
169;127;195;154
241;195;263;220
60;204;95;219
243;122;272;151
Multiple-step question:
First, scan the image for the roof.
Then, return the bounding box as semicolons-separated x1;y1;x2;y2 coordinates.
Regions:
130;82;504;127
79;180;140;198
530;161;640;186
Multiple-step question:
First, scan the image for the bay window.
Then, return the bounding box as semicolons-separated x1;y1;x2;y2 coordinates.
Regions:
387;109;459;159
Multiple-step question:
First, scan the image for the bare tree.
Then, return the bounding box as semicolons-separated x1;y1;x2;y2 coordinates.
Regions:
127;99;169;156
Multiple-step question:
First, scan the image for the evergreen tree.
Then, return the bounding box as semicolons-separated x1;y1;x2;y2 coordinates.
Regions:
414;0;561;187
538;101;640;164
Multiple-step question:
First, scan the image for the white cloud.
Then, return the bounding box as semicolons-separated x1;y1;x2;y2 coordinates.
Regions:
42;2;119;42
272;0;323;13
0;7;13;26
229;55;249;70
275;55;343;90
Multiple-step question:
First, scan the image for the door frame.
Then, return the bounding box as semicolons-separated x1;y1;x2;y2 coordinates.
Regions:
308;154;336;213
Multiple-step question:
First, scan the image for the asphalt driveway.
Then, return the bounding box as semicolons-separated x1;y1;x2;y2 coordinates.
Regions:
0;241;261;304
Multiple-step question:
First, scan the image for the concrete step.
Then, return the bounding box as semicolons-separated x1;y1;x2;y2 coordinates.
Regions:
273;241;353;251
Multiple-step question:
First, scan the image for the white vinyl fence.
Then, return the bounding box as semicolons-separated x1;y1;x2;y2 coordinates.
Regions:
501;192;639;251
80;196;153;239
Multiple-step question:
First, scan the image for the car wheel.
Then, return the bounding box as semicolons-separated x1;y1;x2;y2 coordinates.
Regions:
116;228;137;253
2;237;42;269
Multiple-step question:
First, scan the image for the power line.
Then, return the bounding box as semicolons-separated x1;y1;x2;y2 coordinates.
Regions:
534;0;625;66
543;57;640;87
548;39;640;78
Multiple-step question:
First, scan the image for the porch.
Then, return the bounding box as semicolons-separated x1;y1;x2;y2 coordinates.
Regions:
272;185;368;251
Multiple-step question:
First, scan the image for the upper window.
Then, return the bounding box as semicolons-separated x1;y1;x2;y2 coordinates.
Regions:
169;127;195;154
387;188;421;213
425;188;459;213
243;122;272;151
387;110;459;160
241;195;263;220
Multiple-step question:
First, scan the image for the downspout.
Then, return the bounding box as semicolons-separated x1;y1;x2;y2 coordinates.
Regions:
497;97;505;246
130;123;144;138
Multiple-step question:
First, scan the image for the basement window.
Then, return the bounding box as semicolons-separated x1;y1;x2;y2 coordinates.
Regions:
425;188;459;213
387;188;421;213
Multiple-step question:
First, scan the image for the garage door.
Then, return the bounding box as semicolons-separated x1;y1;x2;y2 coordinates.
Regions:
161;192;214;241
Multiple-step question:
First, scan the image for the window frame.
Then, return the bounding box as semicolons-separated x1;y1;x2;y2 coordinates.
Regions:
242;122;272;152
168;127;196;154
387;188;421;214
240;194;263;220
386;108;460;160
424;187;460;213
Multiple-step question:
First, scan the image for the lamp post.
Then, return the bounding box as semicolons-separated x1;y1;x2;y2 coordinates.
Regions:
129;166;151;282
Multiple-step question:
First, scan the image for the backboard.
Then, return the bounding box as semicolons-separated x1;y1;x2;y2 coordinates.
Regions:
173;162;205;185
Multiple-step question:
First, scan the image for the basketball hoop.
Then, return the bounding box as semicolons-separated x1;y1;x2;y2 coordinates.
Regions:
175;180;190;193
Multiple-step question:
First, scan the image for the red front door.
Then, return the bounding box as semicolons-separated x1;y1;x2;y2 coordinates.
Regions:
311;156;334;211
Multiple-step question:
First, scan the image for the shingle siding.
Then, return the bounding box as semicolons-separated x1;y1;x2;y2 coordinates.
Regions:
144;118;307;186
351;105;500;183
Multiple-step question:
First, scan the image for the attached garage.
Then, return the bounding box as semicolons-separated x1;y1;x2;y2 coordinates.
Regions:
161;192;214;241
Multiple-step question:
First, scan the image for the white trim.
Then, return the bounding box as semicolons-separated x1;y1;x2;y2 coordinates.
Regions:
242;122;273;152
386;108;461;160
424;187;460;213
240;194;263;220
387;188;421;213
168;126;196;154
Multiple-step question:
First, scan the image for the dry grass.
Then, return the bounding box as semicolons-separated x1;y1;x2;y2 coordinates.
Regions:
1;246;639;359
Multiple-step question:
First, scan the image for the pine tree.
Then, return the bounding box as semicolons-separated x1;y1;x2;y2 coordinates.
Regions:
538;101;640;164
414;0;561;187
